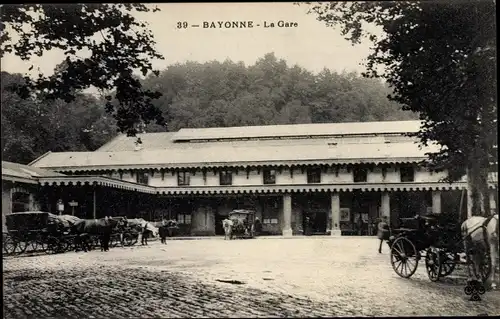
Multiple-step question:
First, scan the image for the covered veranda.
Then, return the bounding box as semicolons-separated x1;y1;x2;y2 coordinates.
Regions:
37;176;156;219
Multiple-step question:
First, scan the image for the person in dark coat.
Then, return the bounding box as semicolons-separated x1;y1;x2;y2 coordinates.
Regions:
377;216;390;253
254;217;262;235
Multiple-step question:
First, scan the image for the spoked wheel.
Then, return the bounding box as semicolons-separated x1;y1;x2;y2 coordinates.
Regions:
390;237;419;278
46;237;65;254
123;233;138;246
16;240;29;254
110;234;121;248
425;247;442;282
3;234;17;255
479;250;492;282
439;251;457;277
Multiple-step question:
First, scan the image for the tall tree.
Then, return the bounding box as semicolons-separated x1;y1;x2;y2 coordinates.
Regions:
1;4;165;136
306;0;497;217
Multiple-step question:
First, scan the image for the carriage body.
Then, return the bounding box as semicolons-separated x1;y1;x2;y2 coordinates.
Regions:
4;211;76;255
228;209;256;239
388;214;463;282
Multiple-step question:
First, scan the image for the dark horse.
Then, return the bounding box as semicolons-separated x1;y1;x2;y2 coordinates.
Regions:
71;216;127;252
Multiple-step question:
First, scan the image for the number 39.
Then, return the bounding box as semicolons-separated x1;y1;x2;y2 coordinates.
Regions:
177;22;188;29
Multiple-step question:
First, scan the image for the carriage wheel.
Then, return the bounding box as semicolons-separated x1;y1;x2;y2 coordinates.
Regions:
479;251;492;282
439;251;457;277
124;233;138;246
16;240;29;254
425;247;442;282
390;237;419;278
29;240;39;253
3;235;17;255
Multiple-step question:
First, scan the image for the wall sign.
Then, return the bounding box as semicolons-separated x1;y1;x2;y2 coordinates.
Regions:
340;208;350;222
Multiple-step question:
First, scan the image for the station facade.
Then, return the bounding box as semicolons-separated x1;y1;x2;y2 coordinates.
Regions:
25;120;498;236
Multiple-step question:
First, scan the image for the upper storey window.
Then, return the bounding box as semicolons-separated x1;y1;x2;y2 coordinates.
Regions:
307;167;321;184
136;172;149;185
220;170;233;186
178;171;190;186
263;168;276;185
353;168;368;183
400;166;415;182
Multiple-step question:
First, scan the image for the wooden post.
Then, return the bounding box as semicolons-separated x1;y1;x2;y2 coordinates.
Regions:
93;187;97;219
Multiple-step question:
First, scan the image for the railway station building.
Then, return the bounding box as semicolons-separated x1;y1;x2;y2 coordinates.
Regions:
13;120;498;236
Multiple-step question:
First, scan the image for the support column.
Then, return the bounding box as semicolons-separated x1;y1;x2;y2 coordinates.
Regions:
489;189;497;214
330;192;341;236
282;193;293;237
467;183;473;218
93;187;97;219
431;190;442;214
381;192;391;220
29;193;36;211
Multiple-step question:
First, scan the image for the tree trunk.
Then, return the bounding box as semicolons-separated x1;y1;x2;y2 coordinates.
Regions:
467;147;492;218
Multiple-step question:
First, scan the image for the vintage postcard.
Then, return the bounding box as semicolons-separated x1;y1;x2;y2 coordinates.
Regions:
2;2;498;318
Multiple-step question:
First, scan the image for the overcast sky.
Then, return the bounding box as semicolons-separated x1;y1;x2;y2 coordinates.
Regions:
1;2;379;77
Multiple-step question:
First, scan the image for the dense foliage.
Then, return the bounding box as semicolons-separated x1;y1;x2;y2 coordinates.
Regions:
307;0;496;215
0;4;165;136
142;53;416;132
1;53;416;164
1;71;116;164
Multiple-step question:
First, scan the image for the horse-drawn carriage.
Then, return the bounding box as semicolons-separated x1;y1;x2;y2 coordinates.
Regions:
3;211;79;255
387;213;493;283
224;209;256;239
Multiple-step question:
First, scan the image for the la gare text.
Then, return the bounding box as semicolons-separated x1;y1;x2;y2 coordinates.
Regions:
202;21;299;28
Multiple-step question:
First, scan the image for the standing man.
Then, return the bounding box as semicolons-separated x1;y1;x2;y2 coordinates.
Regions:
377;216;390;253
357;214;364;236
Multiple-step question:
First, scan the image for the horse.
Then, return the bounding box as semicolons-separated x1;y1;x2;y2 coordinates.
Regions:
222;218;234;240
71;216;127;252
158;220;179;244
140;221;159;246
461;214;499;290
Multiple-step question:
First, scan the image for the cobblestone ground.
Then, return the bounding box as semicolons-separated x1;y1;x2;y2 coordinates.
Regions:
3;237;500;318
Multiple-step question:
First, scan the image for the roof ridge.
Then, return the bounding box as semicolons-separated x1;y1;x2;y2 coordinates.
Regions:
28;151;52;166
176;120;422;131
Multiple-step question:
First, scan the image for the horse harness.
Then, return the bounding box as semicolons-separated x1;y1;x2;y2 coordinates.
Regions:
465;214;498;246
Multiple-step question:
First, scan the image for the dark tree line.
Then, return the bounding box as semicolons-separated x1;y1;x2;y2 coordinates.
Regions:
2;52;416;164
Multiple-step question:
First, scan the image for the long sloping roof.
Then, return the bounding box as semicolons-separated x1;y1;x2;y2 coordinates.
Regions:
29;140;439;170
2;161;65;183
172;120;423;141
96;120;423;152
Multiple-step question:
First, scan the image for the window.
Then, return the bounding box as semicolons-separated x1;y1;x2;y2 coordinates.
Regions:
12;192;30;213
136;172;149;185
263;168;276;184
177;213;192;224
307;167;321;184
219;170;233;186
400;166;415;182
353;168;368;183
177;171;190;186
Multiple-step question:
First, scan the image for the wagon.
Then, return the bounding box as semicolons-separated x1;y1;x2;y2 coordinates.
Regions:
387;213;491;283
3;211;78;255
228;209;256;239
109;217;139;247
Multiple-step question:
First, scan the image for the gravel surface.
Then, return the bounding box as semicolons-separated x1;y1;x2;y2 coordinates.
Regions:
3;237;500;317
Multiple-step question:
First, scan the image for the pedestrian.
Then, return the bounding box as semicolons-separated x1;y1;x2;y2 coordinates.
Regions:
357;215;364;236
377;216;390;253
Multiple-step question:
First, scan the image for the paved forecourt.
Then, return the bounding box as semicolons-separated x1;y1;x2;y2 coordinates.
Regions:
3;237;500;317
